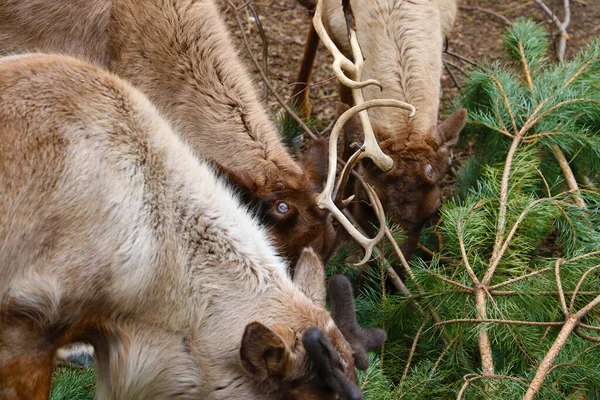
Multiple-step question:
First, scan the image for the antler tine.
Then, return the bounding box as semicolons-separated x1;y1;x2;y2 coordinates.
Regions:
313;0;381;92
316;100;415;266
332;145;364;207
313;0;417;264
328;274;387;370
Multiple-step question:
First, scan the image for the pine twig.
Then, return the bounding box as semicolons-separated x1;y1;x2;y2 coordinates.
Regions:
401;318;428;383
550;143;585;208
569;264;600;313
524;294;600;399
434;319;565;328
555;258;569;317
458;374;529;400
488;266;554;290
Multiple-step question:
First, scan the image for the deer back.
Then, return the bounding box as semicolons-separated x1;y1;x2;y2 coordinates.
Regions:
0;54;370;400
0;0;334;264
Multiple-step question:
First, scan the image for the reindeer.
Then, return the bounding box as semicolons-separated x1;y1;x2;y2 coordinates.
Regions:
0;0;339;265
292;0;468;262
0;53;385;400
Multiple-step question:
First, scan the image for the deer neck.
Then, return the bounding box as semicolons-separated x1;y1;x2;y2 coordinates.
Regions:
330;0;445;141
106;0;303;182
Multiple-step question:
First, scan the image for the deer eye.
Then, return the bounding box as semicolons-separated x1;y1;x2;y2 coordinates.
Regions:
425;163;434;179
276;201;289;214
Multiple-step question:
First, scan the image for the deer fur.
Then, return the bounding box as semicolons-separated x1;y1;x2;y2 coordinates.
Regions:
294;0;468;262
0;0;334;264
0;53;360;400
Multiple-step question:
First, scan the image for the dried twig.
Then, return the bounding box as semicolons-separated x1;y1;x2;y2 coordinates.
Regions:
443;59;461;89
533;0;571;62
459;6;512;27
246;2;269;102
444;49;477;67
401;318;428;383
225;0;319;141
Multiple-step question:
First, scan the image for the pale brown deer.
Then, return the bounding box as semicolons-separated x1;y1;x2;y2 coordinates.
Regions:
0;0;339;265
0;53;385;400
292;0;468;263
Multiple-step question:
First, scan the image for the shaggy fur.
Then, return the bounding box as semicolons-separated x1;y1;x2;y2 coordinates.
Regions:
0;0;335;264
0;54;356;400
296;0;467;262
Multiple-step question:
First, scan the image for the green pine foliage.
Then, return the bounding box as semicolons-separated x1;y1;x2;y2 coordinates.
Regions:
50;367;95;400
328;20;600;399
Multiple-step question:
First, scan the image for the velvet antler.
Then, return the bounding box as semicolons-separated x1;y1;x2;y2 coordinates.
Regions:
302;327;362;400
328;275;387;370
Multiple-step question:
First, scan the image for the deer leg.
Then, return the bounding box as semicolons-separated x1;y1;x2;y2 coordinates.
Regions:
290;21;320;118
0;320;55;400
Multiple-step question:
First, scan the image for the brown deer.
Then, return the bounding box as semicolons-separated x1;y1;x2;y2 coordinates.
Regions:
292;0;468;262
0;53;385;400
0;0;339;265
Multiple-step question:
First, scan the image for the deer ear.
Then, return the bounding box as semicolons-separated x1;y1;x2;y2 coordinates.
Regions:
240;322;290;381
299;138;329;190
434;108;467;150
293;247;326;307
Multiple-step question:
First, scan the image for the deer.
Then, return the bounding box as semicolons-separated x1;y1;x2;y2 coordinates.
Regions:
0;53;386;400
0;0;345;266
291;0;468;264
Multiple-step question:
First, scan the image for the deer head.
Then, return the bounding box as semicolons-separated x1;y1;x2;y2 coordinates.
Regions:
341;105;468;259
237;249;386;399
215;140;336;266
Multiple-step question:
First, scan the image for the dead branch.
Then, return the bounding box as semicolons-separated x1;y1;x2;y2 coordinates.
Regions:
246;2;268;102
444;49;477;67
225;0;319;141
532;0;570;62
459;6;512;27
443;59;461;89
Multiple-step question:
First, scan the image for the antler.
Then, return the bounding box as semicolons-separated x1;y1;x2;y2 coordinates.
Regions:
312;0;416;265
302;327;362;400
328;274;387;370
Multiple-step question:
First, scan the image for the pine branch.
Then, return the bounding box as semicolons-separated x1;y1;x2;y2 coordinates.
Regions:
524;294;600;399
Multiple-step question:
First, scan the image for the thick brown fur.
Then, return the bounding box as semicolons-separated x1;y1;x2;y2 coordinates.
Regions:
0;54;357;400
295;0;468;262
0;0;333;264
